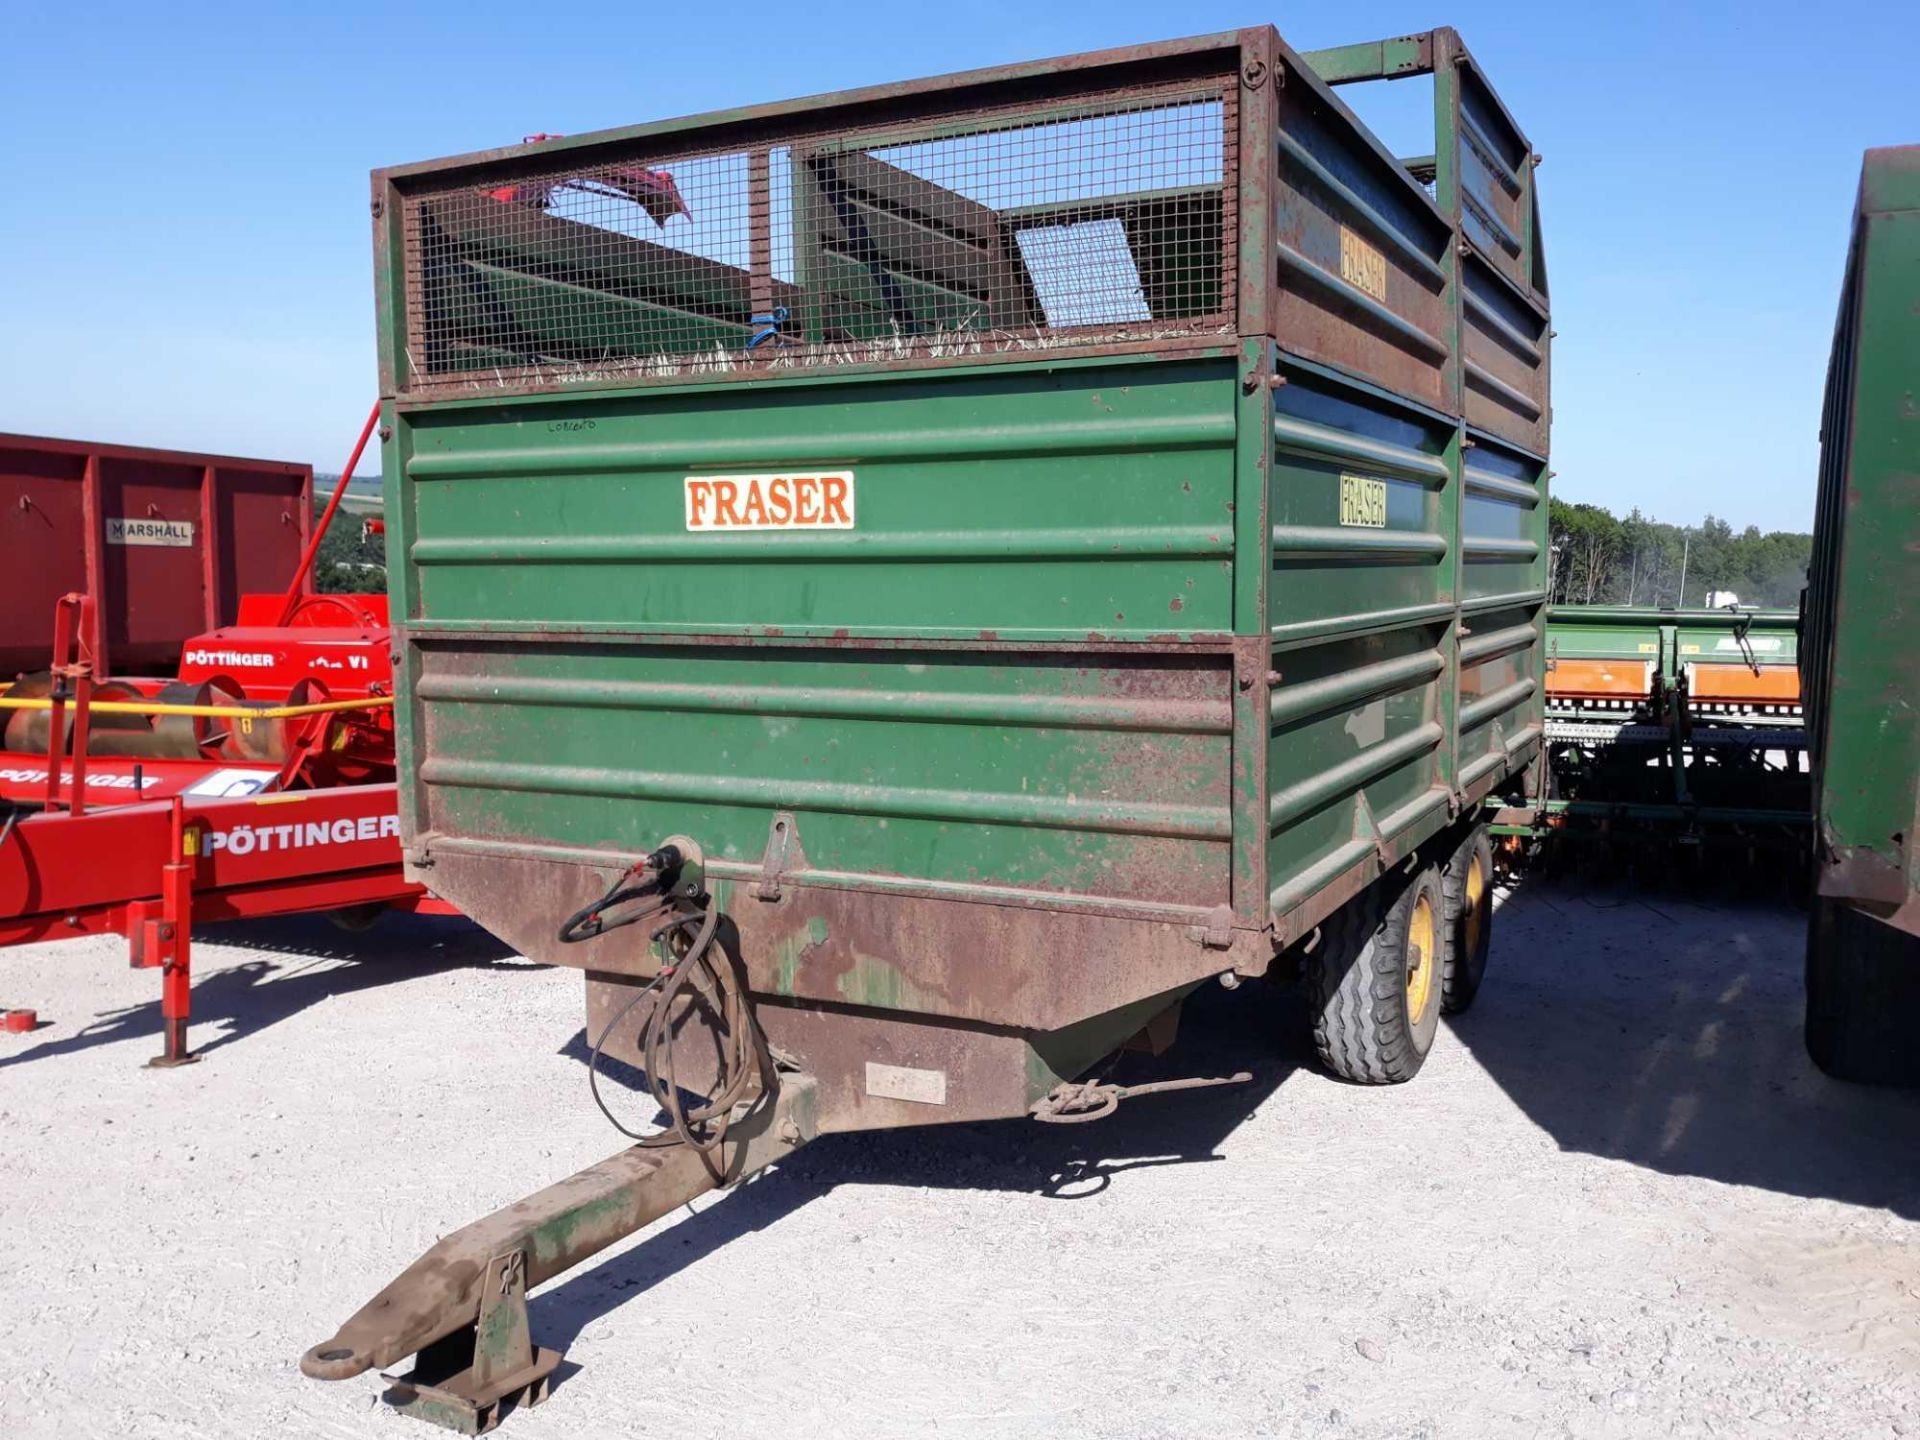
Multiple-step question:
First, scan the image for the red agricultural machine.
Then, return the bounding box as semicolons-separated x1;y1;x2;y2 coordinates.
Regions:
0;414;447;1066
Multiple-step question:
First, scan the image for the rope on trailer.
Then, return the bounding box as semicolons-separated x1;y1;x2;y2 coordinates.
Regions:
561;852;770;1168
1031;1070;1255;1124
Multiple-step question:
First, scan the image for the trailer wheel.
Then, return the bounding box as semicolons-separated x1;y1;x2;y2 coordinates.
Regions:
1440;824;1494;1015
325;903;386;933
1806;897;1920;1086
1309;864;1445;1084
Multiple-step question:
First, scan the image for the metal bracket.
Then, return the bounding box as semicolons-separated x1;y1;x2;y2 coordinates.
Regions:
1187;903;1236;950
1352;791;1391;868
377;1249;561;1435
756;811;798;901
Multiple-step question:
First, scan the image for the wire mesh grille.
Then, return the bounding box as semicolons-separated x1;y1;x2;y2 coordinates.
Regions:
400;85;1233;390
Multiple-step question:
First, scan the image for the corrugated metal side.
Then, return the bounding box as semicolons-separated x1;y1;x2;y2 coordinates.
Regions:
98;455;234;672
215;467;313;621
1270;47;1454;413
1265;363;1455;931
1457;431;1546;787
401;359;1237;641
390;356;1246;1000
412;641;1234;916
1461;252;1549;455
1804;146;1920;910
0;443;88;677
1455;64;1534;296
1460;433;1545;610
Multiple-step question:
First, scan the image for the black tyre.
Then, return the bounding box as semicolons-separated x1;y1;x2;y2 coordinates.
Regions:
1806;897;1920;1086
1309;864;1445;1084
325;903;387;933
1440;824;1494;1015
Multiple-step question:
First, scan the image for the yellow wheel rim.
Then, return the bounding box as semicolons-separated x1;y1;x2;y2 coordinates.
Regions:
1406;890;1437;1023
1464;856;1487;961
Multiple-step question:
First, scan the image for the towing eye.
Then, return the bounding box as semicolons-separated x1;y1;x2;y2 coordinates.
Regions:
302;835;814;1431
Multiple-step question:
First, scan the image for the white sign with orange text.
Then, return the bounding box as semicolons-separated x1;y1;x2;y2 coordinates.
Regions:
684;472;855;532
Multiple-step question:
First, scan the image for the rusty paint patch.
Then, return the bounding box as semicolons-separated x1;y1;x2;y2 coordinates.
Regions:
773;914;830;993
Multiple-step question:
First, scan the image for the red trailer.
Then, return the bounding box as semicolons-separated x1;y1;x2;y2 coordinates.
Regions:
1;413;455;1066
0;433;313;681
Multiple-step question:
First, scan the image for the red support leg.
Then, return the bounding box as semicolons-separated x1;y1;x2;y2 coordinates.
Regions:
146;799;201;1069
44;594;98;815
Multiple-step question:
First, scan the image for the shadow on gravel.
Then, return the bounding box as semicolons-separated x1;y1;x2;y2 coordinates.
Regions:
0;912;522;1070
1449;878;1920;1218
532;976;1305;1361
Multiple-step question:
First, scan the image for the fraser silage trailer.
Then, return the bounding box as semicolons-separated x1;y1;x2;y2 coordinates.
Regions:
303;27;1551;1428
1801;145;1920;1085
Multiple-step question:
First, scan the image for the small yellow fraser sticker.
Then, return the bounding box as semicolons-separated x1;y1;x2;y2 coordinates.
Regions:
1339;225;1388;302
1338;473;1387;529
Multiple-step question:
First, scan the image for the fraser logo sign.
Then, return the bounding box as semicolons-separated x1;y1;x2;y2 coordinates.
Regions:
1338;473;1388;529
684;472;855;531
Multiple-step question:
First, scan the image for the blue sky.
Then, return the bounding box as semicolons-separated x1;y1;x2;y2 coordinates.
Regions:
1;1;1908;532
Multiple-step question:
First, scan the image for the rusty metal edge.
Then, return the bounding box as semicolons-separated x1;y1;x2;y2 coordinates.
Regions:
401;628;1243;653
0;432;314;478
373;30;1261;184
390;340;1239;415
1818;834;1916;921
393;335;1244;407
414;831;1237;929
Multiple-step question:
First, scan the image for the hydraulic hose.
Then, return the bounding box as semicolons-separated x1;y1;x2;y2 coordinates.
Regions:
561;852;769;1168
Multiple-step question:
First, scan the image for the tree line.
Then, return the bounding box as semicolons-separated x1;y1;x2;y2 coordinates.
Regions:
311;483;386;594
1548;499;1811;610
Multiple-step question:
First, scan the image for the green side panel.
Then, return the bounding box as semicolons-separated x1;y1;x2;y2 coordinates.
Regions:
1269;363;1454;638
400;358;1238;640
1454;63;1532;295
1804;146;1920;908
1666;611;1799;671
1457;432;1546;783
1267;620;1449;919
1461;253;1550;456
1266;363;1457;916
1549;607;1799;668
1271;66;1455;415
372;29;1556;1007
1545;609;1665;663
412;640;1233;912
1461;435;1546;607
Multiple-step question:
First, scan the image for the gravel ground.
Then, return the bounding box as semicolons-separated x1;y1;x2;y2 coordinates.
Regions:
1;879;1916;1440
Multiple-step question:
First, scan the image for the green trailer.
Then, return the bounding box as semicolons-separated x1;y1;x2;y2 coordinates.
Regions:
1802;145;1920;1085
304;28;1550;1428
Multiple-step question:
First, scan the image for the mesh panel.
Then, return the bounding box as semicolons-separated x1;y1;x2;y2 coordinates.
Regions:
400;85;1232;389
